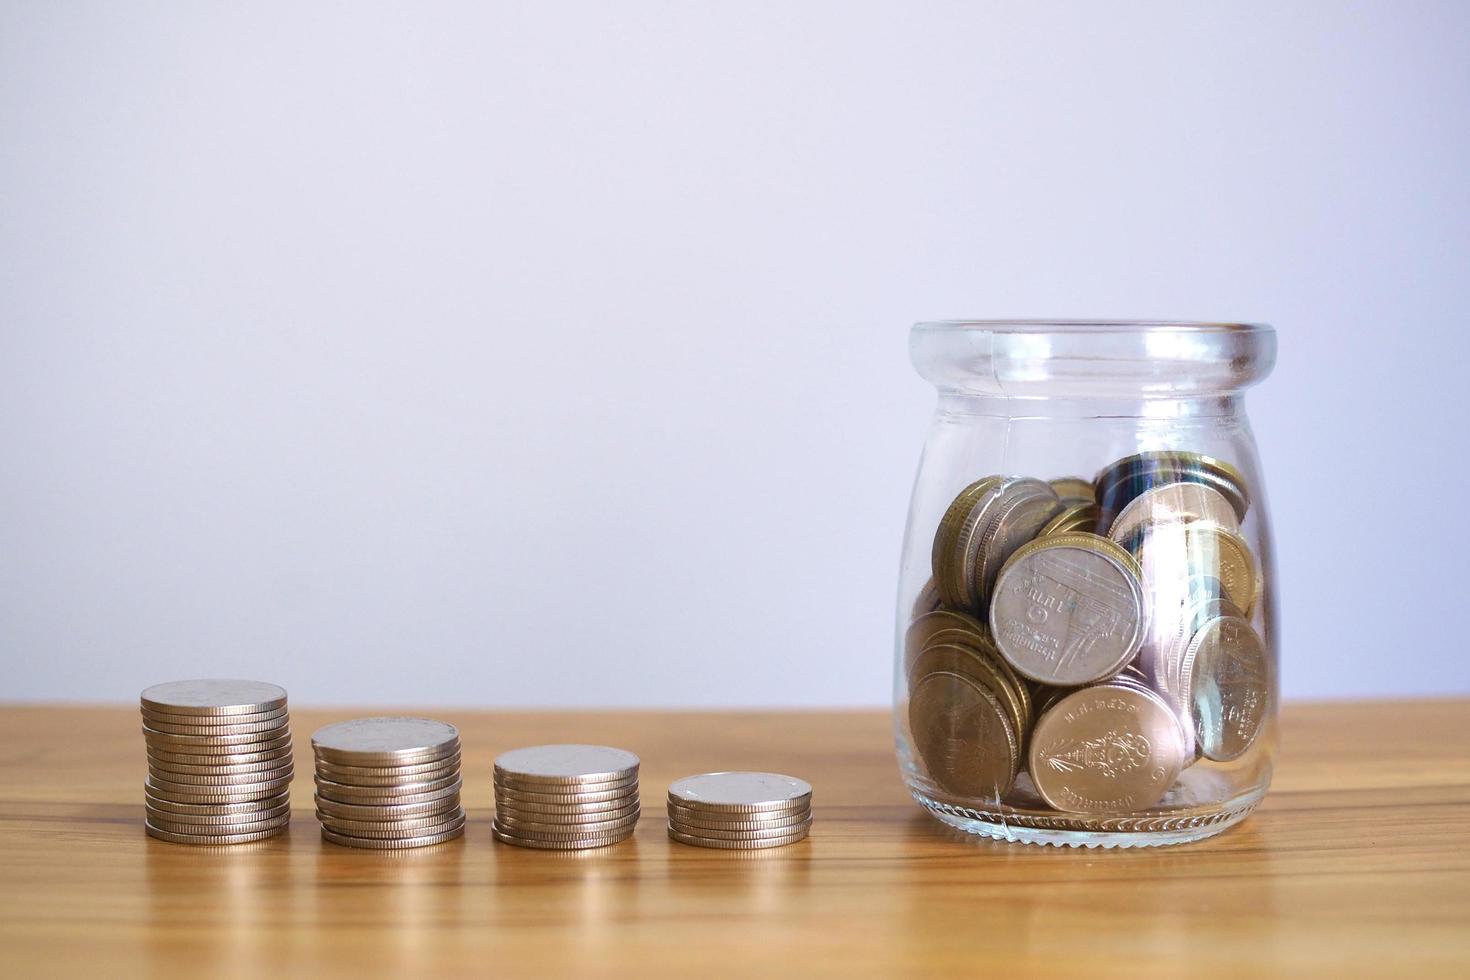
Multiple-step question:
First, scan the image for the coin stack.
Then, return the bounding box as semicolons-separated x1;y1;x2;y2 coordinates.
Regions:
312;717;466;849
140;679;294;845
666;772;813;849
909;451;1270;816
492;745;640;850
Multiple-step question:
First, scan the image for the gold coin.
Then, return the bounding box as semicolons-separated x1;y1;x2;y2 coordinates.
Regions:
909;642;1028;747
1131;521;1257;615
1040;500;1100;537
908;670;1019;799
1028;682;1188;814
971;479;1062;609
934;477;1007;609
903;608;987;674
1048;477;1097;502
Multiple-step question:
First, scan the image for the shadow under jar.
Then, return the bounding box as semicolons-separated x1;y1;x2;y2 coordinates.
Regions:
895;321;1278;848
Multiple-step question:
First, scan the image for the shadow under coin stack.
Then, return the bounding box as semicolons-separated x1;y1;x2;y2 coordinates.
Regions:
492;745;640;850
140;679;294;844
666;772;813;849
311;717;465;849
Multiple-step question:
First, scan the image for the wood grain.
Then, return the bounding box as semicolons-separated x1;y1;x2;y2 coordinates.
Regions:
0;701;1467;977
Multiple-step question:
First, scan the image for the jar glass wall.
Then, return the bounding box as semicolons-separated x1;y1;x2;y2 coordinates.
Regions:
894;321;1278;847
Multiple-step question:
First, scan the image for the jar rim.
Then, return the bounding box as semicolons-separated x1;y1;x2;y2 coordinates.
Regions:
913;320;1272;336
909;319;1276;397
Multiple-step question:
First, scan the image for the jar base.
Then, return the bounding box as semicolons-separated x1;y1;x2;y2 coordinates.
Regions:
911;788;1264;848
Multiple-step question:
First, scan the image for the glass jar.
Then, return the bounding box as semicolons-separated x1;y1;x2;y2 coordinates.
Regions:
894;321;1278;847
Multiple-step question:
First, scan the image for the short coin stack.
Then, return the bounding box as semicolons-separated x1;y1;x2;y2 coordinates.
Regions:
666;772;813;849
492;745;640;850
312;717;465;849
140;679;294;844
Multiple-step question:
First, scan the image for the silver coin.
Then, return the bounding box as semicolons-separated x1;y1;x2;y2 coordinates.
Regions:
313;771;460;798
493;773;639;798
140;715;290;737
321;823;465;849
493;745;640;785
146;773;293;802
665;803;810;831
493;811;640;836
148;743;294;766
493;787;637;811
147;801;291;826
320;812;468;840
148;812;292;837
314;778;461;807
147;755;293;778
146;763;294;786
311;717;460;766
1096;454;1249;524
1107;481;1240;543
313;793;462;821
495;800;640;824
313;764;460;788
145;788;290;816
668;817;812;841
313;753;462;781
989;534;1148;685
140;679;288;717
491;823;635;850
667;826;809;849
492;781;638;806
316;808;468;836
142;728;293;752
667;772;812;813
145;822;288;845
141;704;289;728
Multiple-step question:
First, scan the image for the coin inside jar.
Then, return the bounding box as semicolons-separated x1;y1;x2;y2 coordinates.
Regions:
1028;682;1188;814
971;479;1063;610
1048;476;1097;502
908;670;1019;799
1094;450;1250;523
1179;611;1269;761
932;476;1007;609
989;532;1147;686
1106;481;1241;542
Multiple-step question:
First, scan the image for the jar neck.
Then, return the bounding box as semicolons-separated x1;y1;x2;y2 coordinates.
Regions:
935;392;1247;421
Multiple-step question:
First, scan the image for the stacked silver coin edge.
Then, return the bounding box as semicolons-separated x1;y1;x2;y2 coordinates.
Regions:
492;744;641;850
666;772;814;850
140;679;294;844
312;717;465;849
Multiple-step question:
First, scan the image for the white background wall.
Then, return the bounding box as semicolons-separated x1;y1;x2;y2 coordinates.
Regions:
3;1;1467;706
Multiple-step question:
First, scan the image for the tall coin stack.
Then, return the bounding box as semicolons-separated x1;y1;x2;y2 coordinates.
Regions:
492;745;640;850
666;772;813;849
311;717;466;849
141;679;294;845
909;451;1270;816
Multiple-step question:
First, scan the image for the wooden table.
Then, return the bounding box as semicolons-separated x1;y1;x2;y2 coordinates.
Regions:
1;701;1467;976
